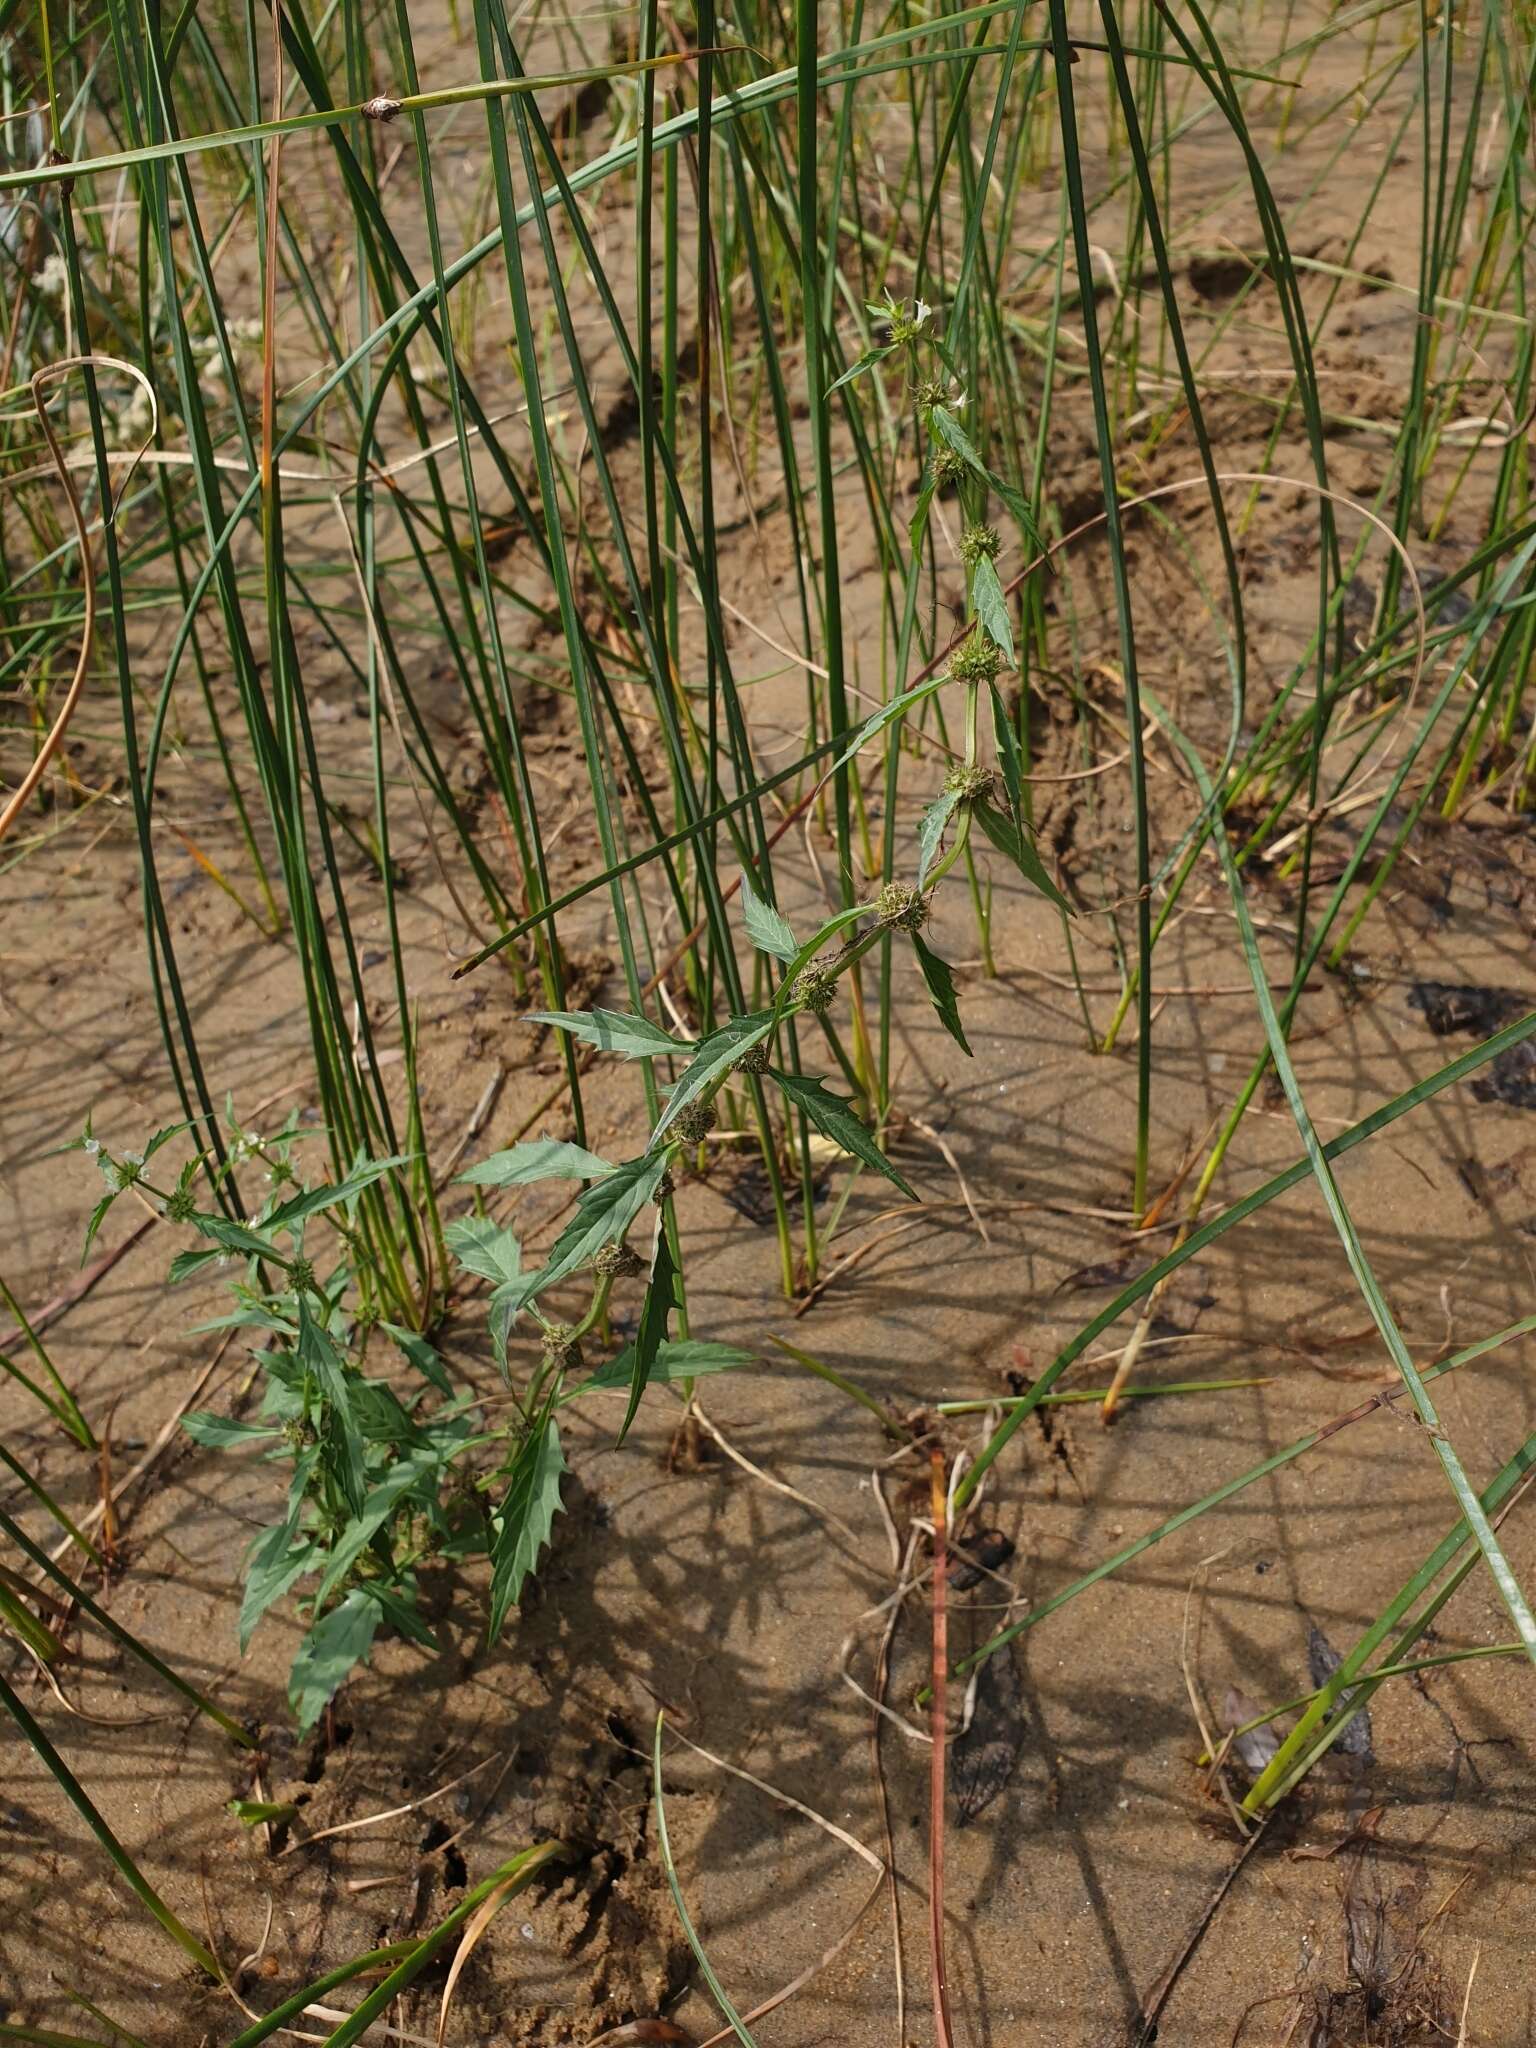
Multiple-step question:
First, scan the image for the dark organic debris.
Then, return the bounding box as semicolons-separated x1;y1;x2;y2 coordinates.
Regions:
1056;1252;1215;1333
588;2027;693;2048
1407;982;1536;1110
946;1527;1015;1592
1328;1827;1444;2044
1307;1625;1375;1764
950;1640;1025;1824
1409;980;1524;1036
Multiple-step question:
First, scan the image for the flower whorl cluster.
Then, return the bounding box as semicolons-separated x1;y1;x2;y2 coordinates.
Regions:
947;633;1004;687
793;963;837;1015
945;761;995;803
874;882;929;934
959;523;1001;567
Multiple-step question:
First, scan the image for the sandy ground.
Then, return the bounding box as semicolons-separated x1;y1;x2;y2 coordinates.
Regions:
5;5;1536;2045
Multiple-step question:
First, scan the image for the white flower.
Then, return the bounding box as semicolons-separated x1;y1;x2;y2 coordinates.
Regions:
914;298;932;327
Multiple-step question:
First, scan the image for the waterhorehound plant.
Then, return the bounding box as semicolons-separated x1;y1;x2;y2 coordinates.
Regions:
72;1110;746;1730
461;296;1071;1380
57;310;1062;1735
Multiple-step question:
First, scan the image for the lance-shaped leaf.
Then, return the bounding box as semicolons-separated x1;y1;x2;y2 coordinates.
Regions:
81;1189;119;1263
526;1008;683;1058
912;932;973;1056
487;1416;566;1644
566;1339;756;1401
989;679;1025;817
518;1152;670;1307
739;872;799;963
364;1578;439;1652
772;1071;918;1199
618;1213;680;1446
181;1413;284;1449
443;1215;521;1287
917;785;963;886
240;1526;319;1653
989;474;1051;565
457;1141;614;1188
827;339;896;396
931;407;1050;562
289;1588;382;1733
970;554;1014;665
443;1218;523;1369
297;1298;366;1517
264;1153;413;1232
651;1015;773;1149
909;471;938;558
929;403;987;476
381;1321;453;1396
972;796;1073;915
185;1213;287;1263
824;673;947;783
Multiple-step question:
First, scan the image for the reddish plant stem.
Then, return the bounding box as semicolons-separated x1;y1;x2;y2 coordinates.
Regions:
929;1448;955;2048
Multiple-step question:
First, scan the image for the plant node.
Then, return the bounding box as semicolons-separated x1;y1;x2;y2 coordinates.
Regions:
540;1322;583;1373
944;761;995;803
593;1240;643;1279
732;1041;771;1076
793;963;837;1015
674;1099;718;1144
931;445;967;489
875;882;930;933
163;1184;198;1224
947;632;1004;685
288;1257;316;1294
877;296;931;348
959;522;1001;566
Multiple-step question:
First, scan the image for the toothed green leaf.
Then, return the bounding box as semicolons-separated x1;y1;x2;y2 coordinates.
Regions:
457;1141;614;1187
739;873;799;964
487;1417;565;1643
526;1008;682;1058
771;1071;918;1199
911;932;972;1056
970;553;1014;664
